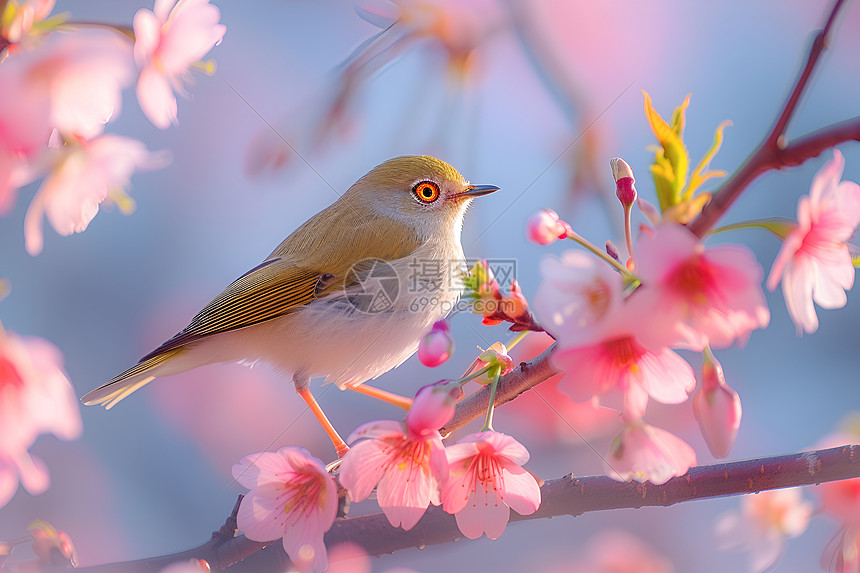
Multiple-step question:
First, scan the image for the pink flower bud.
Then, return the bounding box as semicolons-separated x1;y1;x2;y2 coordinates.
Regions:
417;320;454;367
692;348;742;458
477;342;514;378
526;208;572;245
405;380;462;435
610;157;637;206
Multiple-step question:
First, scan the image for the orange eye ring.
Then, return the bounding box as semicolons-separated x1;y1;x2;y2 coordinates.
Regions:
413;181;440;204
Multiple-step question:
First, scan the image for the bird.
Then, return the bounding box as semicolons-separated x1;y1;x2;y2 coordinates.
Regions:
81;155;499;456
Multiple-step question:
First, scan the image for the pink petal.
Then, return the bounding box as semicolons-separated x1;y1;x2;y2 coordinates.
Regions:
237;485;293;541
0;459;18;508
281;513;329;573
137;65;178;129
133;9;162;67
337;438;391;502
24;189;46;256
454;486;510;540
158;0;225;76
498;464;541;517
154;0;179;22
16;452;49;495
376;461;436;530
635;347;695;405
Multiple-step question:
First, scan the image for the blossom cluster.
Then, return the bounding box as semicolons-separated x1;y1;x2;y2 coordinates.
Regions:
0;0;224;255
525;96;860;487
233;379;541;572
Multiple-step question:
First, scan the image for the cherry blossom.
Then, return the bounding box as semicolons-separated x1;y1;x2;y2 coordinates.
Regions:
535;250;624;347
233;447;337;573
133;0;226;129
23;133;167;255
692;347;742;458
0;331;82;508
560;529;674;573
1;0;56;46
635;223;770;350
606;421;696;485
767;150;860;334
714;487;812;573
441;431;541;540
417;320;454;367
526;208;572;245
339;382;456;530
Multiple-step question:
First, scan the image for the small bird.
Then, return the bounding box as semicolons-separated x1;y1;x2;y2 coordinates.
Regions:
82;156;498;456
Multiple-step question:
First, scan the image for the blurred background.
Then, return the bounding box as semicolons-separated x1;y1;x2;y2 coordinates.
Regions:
2;0;860;571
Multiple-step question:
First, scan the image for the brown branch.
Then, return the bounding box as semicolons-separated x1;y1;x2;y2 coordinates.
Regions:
688;0;850;237
440;343;557;435
56;445;860;573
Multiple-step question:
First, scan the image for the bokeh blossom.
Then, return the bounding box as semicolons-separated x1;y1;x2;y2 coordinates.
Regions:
233;447;337;573
0;331;81;508
441;431;540;540
715;487;812;573
23;133;167;255
133;0;226;129
606;421;696;485
767;150;860;334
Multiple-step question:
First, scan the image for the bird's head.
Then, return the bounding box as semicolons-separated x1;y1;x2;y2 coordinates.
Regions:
345;155;499;238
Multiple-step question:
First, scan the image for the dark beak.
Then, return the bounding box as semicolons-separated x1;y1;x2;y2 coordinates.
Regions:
457;184;500;199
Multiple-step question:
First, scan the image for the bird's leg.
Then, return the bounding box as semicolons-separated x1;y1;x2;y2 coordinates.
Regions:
294;373;349;458
349;384;413;411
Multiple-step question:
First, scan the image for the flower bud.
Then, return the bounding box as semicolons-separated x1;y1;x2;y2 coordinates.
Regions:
477;342;514;379
526;208;572;245
610;157;637;207
692;348;742;458
605;240;620;261
417;320;454;367
405;380;462;435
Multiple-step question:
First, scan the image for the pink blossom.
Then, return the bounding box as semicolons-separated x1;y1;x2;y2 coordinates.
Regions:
715;487;812;573
767;150;860;334
537;249;695;419
417;320;454;367
441;431;541;540
692;347;742;458
526;208;572;245
559;529;674;573
405;380;461;437
233;447;337;573
534;250;624;347
338;419;448;530
0;331;82;508
822;526;860;573
1;0;55;45
133;0;226;129
606;421;696;485
635;223;770;350
24;134;168;255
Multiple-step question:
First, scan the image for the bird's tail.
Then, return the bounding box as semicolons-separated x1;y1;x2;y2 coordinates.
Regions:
81;348;184;409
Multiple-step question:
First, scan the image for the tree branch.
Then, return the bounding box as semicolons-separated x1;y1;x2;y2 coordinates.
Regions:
688;0;851;237
58;445;860;573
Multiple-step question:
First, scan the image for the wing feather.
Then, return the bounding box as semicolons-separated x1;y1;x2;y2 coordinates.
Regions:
140;260;320;361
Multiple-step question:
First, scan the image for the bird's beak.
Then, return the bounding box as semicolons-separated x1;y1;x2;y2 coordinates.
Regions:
456;184;500;199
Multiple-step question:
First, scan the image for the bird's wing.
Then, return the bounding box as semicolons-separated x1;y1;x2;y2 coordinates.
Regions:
139;258;321;362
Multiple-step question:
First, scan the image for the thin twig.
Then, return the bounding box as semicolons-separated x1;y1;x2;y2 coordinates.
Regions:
689;0;850;237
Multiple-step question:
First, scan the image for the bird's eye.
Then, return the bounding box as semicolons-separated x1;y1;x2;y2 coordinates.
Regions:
413;181;440;204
